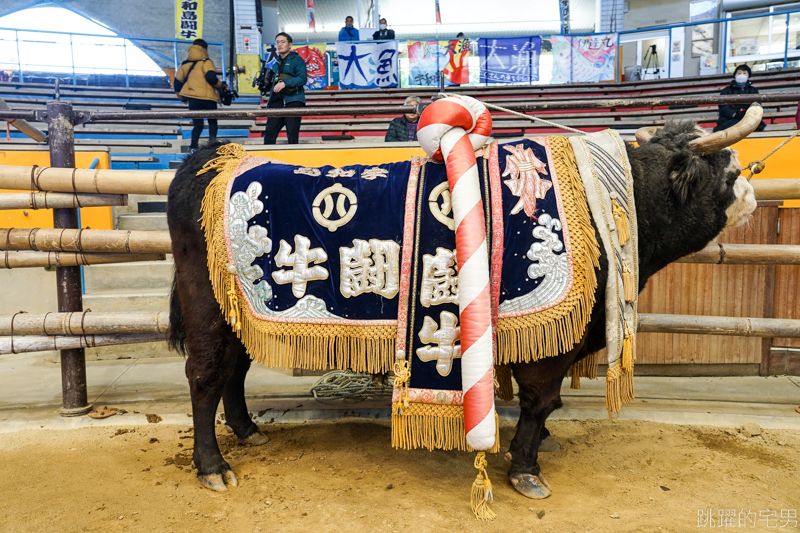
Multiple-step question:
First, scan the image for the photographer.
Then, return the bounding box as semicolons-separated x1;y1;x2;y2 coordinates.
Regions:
263;32;308;145
174;39;224;151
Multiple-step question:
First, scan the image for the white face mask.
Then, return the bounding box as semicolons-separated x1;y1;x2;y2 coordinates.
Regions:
735;74;748;84
380;23;387;30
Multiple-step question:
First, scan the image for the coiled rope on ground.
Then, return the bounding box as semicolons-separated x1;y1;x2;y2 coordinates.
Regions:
310;370;393;401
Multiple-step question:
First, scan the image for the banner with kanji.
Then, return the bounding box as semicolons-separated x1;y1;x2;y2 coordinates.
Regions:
551;34;617;84
407;40;470;86
477;37;541;84
334;41;399;89
262;42;328;91
176;0;203;40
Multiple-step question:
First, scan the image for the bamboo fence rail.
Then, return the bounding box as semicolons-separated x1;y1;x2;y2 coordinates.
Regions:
0;333;167;355
0;228;172;254
0;192;128;210
0;311;169;336
1;251;165;268
0;165;174;195
675;243;800;265
637;314;800;337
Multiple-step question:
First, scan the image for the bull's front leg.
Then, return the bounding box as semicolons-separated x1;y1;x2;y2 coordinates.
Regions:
507;352;575;499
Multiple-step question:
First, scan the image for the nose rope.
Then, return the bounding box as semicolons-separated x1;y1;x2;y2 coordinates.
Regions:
744;128;800;180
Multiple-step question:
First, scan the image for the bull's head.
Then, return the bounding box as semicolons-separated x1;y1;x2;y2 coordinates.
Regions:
633;103;761;229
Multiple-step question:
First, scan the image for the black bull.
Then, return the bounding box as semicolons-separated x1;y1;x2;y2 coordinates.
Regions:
166;120;758;498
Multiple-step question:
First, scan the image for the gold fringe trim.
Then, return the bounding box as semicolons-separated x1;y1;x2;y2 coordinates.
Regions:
391;403;501;453
201;144;395;373
496;136;601;365
622;261;636;303
471;452;496;521
494;364;514;401
612;199;631;247
567;350;599;389
606;364;635;415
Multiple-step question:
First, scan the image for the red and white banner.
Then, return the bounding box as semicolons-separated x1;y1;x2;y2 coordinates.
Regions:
435;0;442;23
306;0;316;32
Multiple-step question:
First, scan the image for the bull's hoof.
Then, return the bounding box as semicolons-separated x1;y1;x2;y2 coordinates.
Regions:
197;465;238;492
539;436;562;453
510;473;552;499
198;473;227;492
241;429;269;446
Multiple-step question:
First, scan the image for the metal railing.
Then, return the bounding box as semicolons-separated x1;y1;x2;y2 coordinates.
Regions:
0;26;226;87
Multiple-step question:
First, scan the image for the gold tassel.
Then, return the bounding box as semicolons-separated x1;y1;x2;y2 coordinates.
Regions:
392;359;411;412
622;323;635;372
494;365;514;402
470;452;496;521
612;199;631;247
621;261;636;303
226;268;242;332
571;372;581;389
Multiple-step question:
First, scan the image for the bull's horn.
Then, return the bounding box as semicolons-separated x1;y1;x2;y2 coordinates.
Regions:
687;102;763;155
635;126;658;145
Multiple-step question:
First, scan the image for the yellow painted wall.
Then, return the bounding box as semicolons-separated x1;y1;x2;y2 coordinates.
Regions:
0;151;112;230
237;54;262;95
251;146;426;167
732;137;800;208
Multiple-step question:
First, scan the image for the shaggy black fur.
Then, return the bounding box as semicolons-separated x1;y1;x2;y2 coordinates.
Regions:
167;122;746;496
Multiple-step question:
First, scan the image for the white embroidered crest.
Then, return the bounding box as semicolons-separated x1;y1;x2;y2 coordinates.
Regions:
339;239;400;298
294;167;322;177
271;235;329;298
428;181;455;231
312;183;358;232
326;167;356;178
502;144;552;217
416;311;462;377
420;247;459;307
360;167;389;180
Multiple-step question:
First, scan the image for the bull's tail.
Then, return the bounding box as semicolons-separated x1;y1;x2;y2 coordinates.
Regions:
167;270;187;356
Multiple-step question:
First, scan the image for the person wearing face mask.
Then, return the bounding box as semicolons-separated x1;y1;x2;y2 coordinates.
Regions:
385;96;421;142
372;18;395;41
338;16;360;41
263;32;308;145
714;65;767;132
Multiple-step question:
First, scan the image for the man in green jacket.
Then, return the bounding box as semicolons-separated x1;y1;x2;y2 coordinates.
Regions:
264;32;308;145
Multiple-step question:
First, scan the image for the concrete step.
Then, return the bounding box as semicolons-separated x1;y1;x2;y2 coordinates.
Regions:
82;289;170;312
114;194;167;216
83;260;173;292
116;213;168;231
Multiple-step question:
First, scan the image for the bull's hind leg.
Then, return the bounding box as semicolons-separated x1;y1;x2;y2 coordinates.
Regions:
508;352;575;499
222;343;268;446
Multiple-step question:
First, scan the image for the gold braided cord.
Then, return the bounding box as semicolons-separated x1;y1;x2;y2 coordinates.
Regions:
201;144;395;374
392;402;500;453
496;136;601;364
745;128;800;178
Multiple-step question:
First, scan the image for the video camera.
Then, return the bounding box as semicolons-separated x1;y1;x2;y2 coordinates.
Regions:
252;58;275;97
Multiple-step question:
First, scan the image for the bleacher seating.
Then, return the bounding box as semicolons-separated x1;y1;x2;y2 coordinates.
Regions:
1;68;798;169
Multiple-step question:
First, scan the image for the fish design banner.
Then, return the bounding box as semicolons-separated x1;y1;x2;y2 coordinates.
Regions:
551;33;618;84
407;39;471;86
477;37;541;84
334;41;399;89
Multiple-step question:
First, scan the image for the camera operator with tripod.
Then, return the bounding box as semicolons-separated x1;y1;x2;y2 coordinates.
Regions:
257;32;308;145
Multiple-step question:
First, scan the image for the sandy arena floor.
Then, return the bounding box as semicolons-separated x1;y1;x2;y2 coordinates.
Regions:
0;418;798;533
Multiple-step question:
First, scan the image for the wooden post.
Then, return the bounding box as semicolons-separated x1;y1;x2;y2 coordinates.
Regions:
760;202;781;375
47;100;91;417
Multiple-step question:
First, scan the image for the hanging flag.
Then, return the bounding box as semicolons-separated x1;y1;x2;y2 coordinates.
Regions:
408;40;470;86
307;0;316;32
551;33;617;83
176;0;203;40
335;41;399;89
478;37;541;84
435;0;442;24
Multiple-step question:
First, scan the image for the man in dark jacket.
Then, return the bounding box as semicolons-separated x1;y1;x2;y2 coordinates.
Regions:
372;18;395;41
715;64;767;132
264;32;308;145
385;96;421;142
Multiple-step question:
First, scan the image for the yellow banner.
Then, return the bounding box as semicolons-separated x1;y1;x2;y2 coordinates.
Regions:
176;0;203;40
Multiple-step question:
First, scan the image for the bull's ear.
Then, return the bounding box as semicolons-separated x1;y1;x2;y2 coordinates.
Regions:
666;150;703;204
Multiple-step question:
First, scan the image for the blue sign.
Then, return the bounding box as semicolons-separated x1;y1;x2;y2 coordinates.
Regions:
478;37;541;84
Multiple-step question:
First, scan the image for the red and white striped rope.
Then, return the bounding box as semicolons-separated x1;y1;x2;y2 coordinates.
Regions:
417;95;496;451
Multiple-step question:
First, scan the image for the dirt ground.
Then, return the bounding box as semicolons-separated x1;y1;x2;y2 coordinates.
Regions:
0;417;798;533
